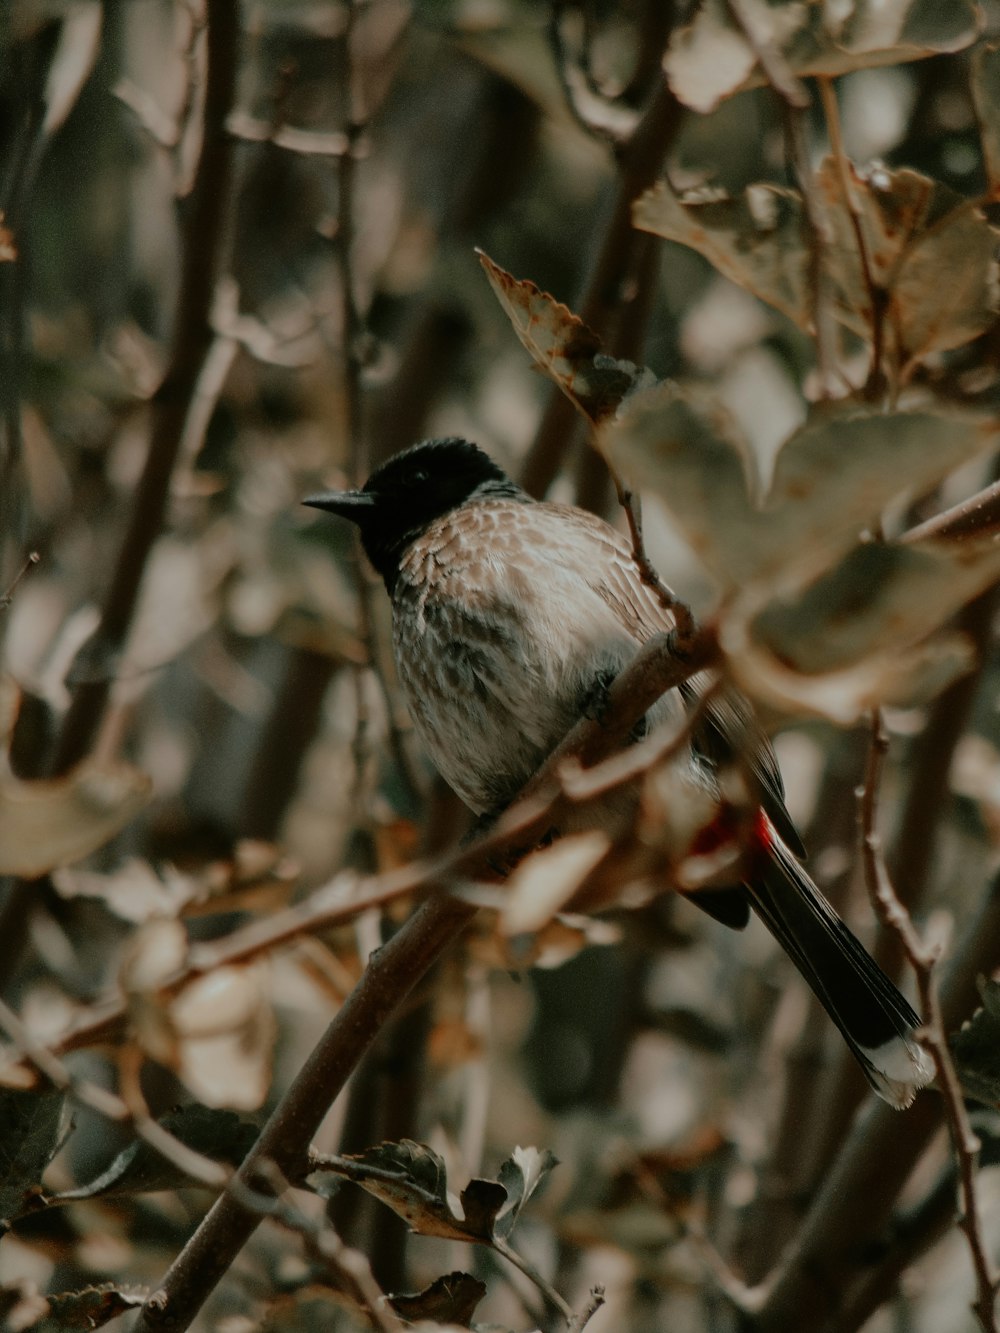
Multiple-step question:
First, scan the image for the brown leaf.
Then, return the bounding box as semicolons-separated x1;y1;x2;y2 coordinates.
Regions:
634;181;811;328
477;250;650;423
310;1139;556;1247
0;760;151;878
168;965;275;1111
501;832;611;935
388;1271;486;1328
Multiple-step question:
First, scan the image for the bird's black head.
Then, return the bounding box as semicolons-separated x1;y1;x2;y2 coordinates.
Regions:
303;438;524;592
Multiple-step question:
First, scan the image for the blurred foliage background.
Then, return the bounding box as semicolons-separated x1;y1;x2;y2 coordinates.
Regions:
4;1;1000;1330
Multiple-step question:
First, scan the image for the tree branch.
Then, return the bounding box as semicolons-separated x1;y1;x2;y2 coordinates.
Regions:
751;836;1000;1331
125;624;714;1330
859;712;999;1333
52;0;239;775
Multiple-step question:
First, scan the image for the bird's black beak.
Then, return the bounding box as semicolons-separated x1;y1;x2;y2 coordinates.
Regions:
302;490;377;524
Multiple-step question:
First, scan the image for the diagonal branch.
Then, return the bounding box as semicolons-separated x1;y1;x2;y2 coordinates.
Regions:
130;625;716;1331
859;712;999;1333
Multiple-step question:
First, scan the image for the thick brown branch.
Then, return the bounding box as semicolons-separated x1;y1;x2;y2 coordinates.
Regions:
126;624;715;1331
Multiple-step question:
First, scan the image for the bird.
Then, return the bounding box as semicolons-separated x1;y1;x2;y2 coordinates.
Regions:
304;436;933;1107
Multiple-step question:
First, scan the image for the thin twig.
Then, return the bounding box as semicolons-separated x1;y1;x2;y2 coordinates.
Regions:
903;478;1000;547
725;0;809;109
0;549;39;610
859;710;999;1333
569;1285;607;1332
616;481;697;645
785;104;838;398
227;1164;404;1333
817;77;887;399
27;628;716;1070
684;1218;763;1315
491;1233;573;1322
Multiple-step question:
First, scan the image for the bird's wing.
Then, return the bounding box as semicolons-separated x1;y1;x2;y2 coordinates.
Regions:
541;504;804;856
680;673;805;857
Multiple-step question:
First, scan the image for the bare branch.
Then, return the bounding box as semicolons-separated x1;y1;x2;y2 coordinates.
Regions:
0;549;39;610
129;623;715;1331
859;711;1000;1333
817;77;887;399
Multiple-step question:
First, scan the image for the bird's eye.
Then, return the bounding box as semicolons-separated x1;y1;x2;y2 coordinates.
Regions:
412;469;429;484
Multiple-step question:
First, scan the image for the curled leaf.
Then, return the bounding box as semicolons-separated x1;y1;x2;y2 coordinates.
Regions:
309;1138;555;1247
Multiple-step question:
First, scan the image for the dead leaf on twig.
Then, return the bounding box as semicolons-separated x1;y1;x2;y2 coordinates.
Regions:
477;250;652;423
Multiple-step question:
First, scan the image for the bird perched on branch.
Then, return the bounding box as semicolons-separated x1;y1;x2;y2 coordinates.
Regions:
305;437;933;1107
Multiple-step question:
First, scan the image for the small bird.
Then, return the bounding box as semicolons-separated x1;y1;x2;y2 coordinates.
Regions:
305;437;933;1107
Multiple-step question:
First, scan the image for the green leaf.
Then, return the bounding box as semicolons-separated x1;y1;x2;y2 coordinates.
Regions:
0;1088;65;1223
53;1105;258;1201
387;1271;487;1327
952;976;1000;1105
750;539;1000;674
602;389;996;591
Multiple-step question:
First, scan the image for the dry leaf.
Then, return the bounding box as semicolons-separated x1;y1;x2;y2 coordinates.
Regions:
0;760;151;878
478;250;651;423
502;832;610;935
169;966;275;1111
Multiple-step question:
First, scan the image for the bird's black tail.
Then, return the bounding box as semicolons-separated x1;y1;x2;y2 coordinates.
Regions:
745;822;933;1107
